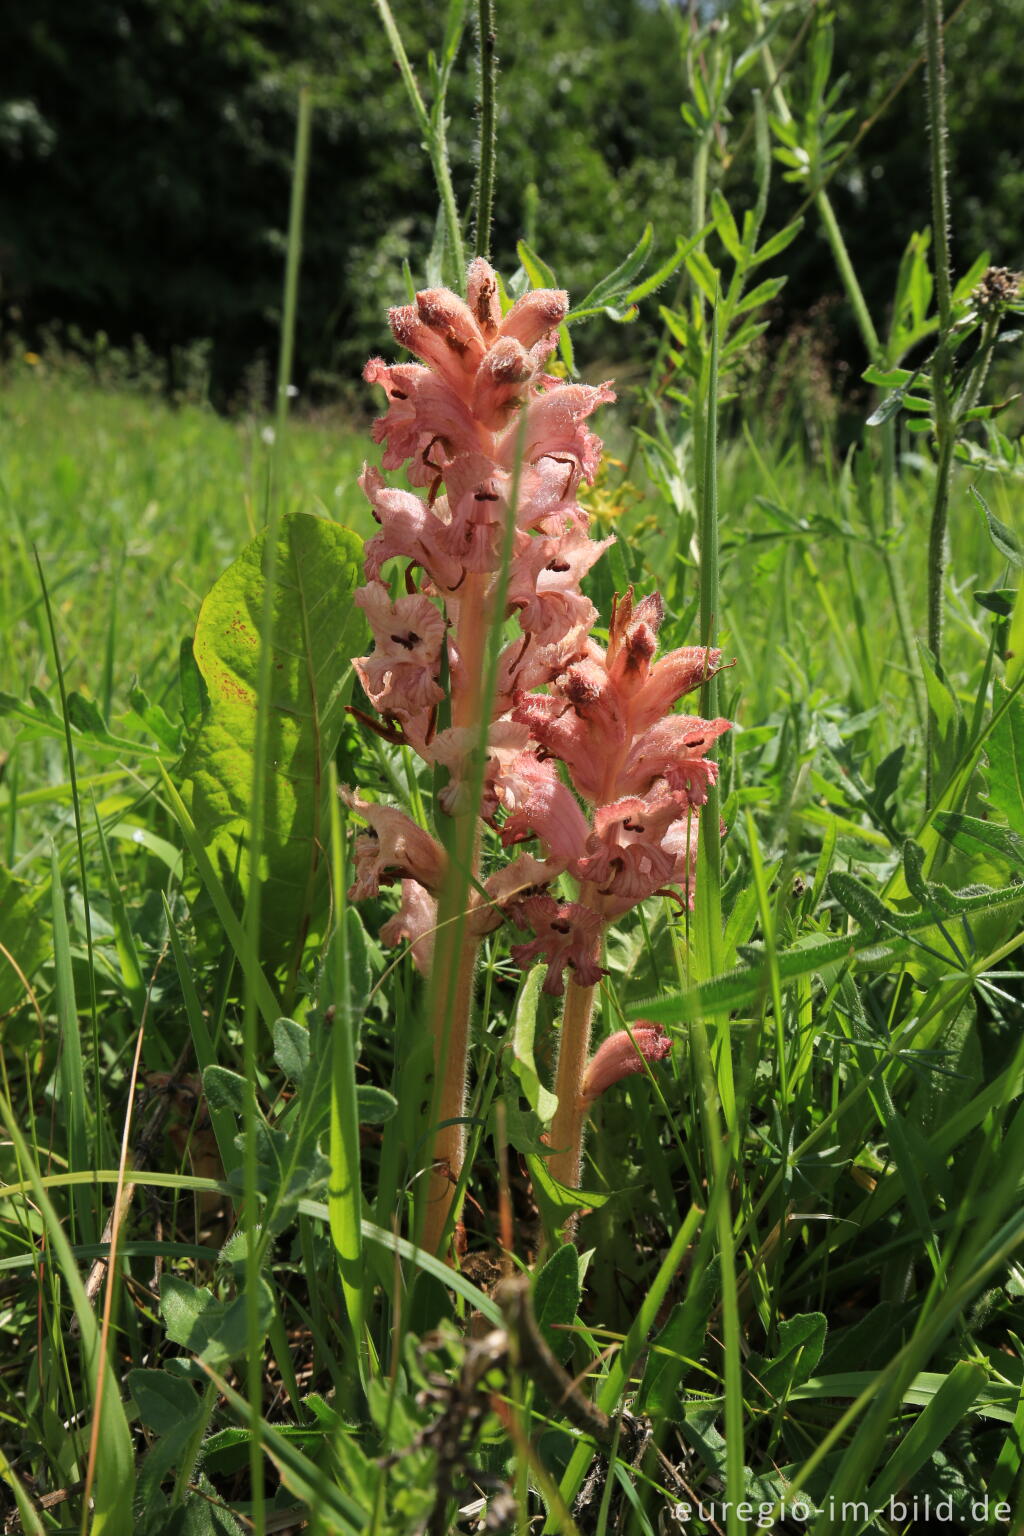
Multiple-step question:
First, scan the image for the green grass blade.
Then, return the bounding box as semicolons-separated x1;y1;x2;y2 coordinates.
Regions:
155;762;280;1031
0;1099;135;1535
162;891;240;1182
863;1359;986;1513
326;765;367;1384
50;847;95;1247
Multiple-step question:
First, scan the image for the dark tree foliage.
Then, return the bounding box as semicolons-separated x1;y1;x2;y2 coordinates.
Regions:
0;0;1020;403
0;0;685;400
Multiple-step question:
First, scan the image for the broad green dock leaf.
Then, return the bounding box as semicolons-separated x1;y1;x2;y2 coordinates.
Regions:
181;513;364;967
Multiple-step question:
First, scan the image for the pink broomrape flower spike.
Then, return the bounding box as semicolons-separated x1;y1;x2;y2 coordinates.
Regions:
511;583;733;1203
348;258;615;1256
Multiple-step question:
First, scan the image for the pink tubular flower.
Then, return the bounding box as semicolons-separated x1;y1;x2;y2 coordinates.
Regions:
380;880;437;975
360;465;462;590
617;714;733;802
362;360;479;486
581;1024;672;1104
509;896;606;996
507;530;612;647
498;752;591;864
343;793;447;901
353;584;446;720
574;795;682;901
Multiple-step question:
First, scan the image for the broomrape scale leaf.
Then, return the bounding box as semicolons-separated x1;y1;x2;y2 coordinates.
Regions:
181;513;365;968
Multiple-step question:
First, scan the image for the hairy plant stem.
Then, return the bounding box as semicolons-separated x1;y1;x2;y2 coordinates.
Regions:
420;571;491;1257
548;970;599;1196
474;0;497;260
924;0;954;334
422;911;479;1256
924;0;955;806
373;0;465;282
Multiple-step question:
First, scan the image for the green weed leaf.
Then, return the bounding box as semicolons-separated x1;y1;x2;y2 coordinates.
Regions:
202;1066;249;1114
753;1313;827;1401
0;865;49;1015
273;1016;310;1087
510;967;557;1125
973;484;1024;568
181;512;365;968
129;1367;202;1435
934;811;1024;865
532;1243;581;1362
356;1085;398;1123
160;1274;274;1367
985;690;1024;835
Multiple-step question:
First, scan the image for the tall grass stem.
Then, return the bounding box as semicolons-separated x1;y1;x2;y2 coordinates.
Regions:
242;83;313;1526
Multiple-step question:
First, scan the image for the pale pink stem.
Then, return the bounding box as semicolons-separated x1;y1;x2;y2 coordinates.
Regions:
421;571;491;1256
547;965;601;1195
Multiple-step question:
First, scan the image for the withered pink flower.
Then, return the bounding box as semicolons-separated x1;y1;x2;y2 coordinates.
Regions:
380;880;437;975
581;1023;672;1104
471;852;559;935
343;792;447;901
509;896;606;996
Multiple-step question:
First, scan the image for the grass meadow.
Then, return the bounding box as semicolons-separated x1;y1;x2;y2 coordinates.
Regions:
3;6;1024;1536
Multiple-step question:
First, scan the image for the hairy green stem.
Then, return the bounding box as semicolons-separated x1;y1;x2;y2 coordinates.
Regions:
474;0;497;260
924;0;953;333
374;0;465;280
924;0;955;805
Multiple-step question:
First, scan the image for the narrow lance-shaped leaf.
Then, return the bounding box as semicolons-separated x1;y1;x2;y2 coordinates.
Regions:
630;879;1024;1024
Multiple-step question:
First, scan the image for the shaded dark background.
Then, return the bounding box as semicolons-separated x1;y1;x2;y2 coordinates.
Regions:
1;0;1020;406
